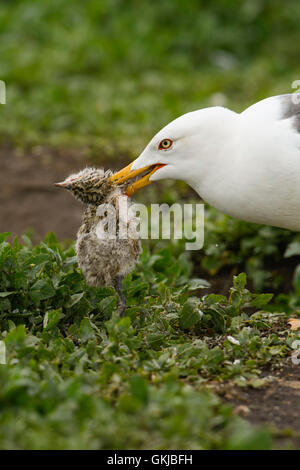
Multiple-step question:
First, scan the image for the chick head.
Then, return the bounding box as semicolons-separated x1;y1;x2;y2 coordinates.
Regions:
54;167;118;205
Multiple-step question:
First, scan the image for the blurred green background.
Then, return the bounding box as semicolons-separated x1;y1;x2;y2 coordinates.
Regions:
1;0;300;153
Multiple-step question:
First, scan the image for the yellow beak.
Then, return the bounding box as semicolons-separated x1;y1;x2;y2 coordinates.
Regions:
109;162;165;196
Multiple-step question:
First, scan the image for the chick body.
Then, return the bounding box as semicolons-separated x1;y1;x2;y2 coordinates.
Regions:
76;199;141;287
56;168;141;314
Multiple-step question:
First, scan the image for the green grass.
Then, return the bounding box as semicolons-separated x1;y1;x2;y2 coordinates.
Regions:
0;0;300;153
0;231;299;449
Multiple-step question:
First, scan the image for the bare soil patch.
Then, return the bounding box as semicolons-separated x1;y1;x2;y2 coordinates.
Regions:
217;359;300;448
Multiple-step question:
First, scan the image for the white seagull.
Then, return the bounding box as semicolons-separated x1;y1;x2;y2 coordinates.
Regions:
110;93;300;231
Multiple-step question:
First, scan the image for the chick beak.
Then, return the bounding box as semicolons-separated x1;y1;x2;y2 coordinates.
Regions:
109;162;165;196
54;181;68;188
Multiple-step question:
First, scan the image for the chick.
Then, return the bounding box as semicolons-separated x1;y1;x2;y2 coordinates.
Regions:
55;168;141;315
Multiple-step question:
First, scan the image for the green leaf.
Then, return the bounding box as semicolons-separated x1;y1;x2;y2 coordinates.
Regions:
250;293;273;308
204;307;226;332
146;333;165;349
179;299;203;329
204;294;227;305
0;232;11;243
21;234;33;248
129;376;148;404
233;273;247;290
30;280;55;303
185;278;211;290
66;292;85;308
123;280;148;298
5;324;26;345
43;308;64;330
43;232;58;245
98;296;117;316
71;296;94;316
62;256;78;268
79;318;96;341
206;347;224;368
0;291;17;297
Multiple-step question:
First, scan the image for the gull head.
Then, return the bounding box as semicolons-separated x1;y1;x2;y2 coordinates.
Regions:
110;106;237;196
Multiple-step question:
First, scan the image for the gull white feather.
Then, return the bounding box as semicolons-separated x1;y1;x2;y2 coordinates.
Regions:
111;93;300;231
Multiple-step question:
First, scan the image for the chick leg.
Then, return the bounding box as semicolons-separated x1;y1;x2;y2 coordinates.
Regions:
113;276;126;316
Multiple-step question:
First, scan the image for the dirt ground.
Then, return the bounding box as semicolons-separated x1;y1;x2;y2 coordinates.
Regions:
228;359;300;448
0;144;126;241
1;145;299;448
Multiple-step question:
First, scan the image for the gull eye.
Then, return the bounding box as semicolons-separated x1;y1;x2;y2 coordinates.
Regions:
158;138;173;150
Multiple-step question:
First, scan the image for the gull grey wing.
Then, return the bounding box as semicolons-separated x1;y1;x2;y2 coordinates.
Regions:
280;94;300;133
242;93;300;133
